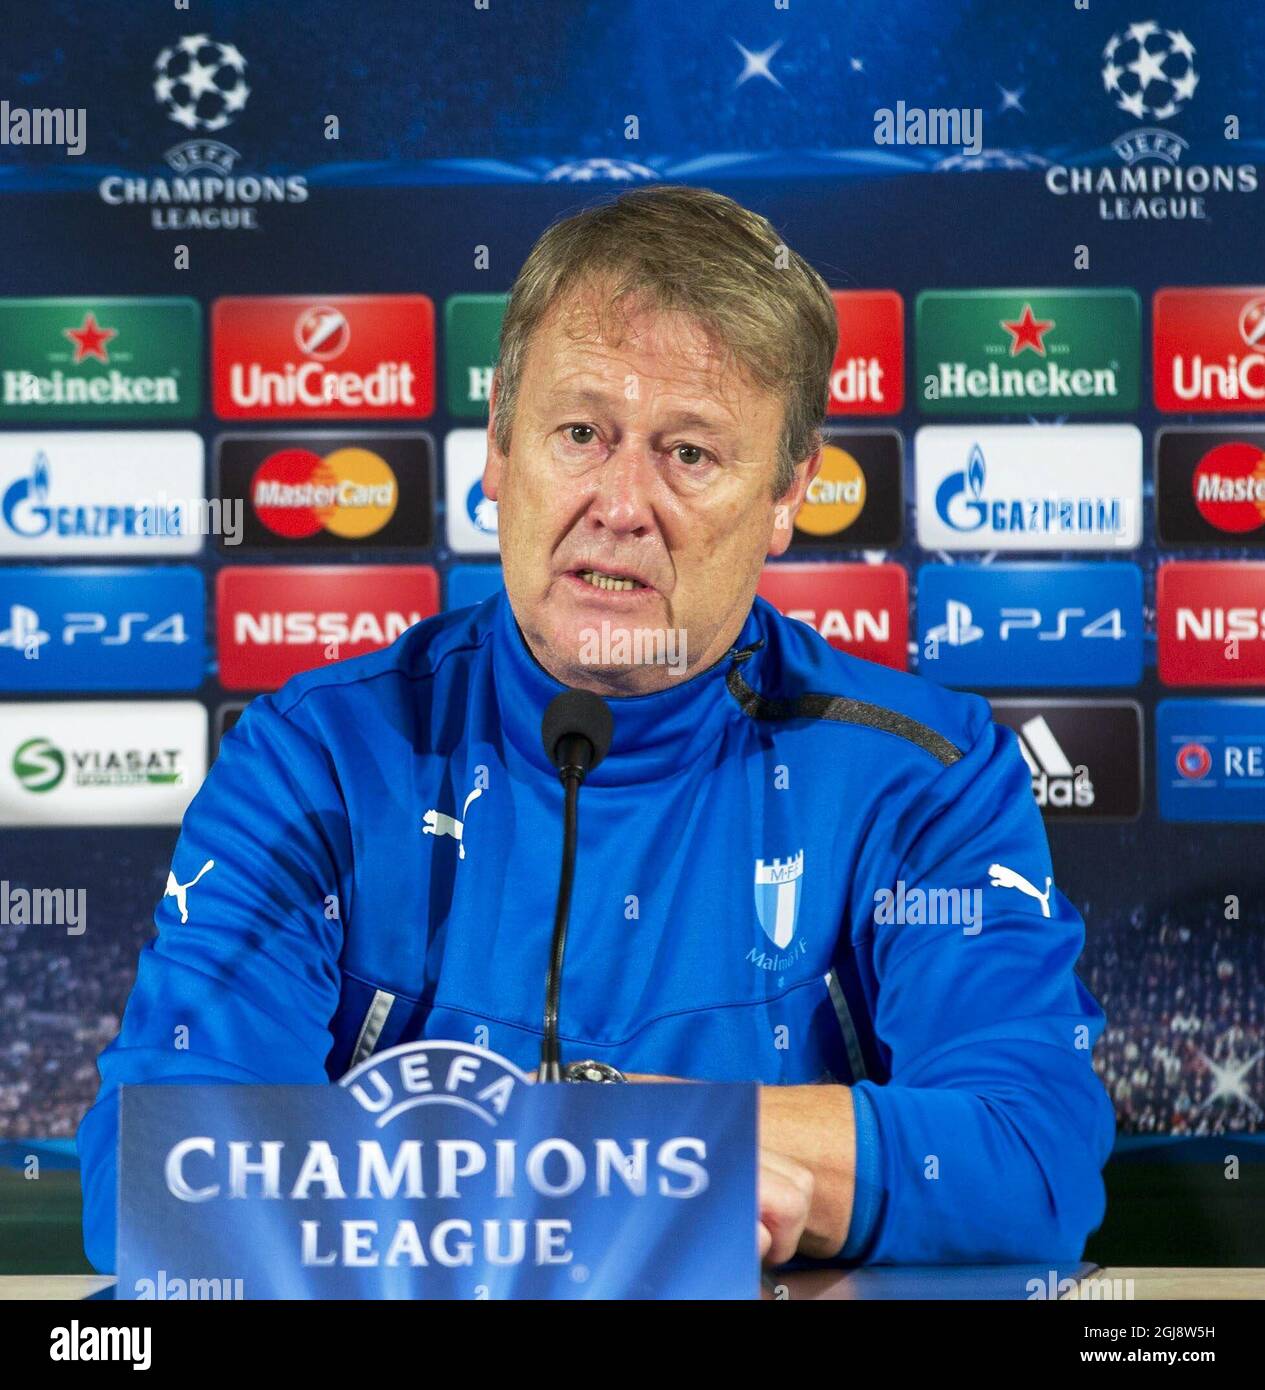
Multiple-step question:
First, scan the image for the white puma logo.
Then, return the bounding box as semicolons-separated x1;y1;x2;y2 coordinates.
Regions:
987;862;1052;918
164;858;215;924
422;786;483;860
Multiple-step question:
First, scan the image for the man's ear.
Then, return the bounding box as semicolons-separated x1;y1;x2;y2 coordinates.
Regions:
767;448;823;559
483;372;504;501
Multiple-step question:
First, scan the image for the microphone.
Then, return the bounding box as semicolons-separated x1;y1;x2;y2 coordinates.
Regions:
537;689;614;1082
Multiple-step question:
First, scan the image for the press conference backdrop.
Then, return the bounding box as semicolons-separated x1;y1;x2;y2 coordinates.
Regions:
1;0;1263;1263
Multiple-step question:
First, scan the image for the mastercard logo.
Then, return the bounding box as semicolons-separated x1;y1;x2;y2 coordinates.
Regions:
795;444;867;536
1191;441;1265;534
250;447;399;539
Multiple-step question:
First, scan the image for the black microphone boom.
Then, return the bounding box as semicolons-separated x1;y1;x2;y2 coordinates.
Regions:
537;689;614;1082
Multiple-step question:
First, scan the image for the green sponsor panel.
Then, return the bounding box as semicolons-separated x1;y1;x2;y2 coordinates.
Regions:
0;297;201;422
445;293;507;418
916;288;1139;416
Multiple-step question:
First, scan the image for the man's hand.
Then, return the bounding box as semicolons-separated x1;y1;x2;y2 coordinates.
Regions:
625;1072;857;1260
758;1149;813;1265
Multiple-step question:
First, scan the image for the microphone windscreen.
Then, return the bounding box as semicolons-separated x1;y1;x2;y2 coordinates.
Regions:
541;689;614;771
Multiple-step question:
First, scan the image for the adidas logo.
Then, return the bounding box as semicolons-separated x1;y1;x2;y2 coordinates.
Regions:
1014;715;1094;810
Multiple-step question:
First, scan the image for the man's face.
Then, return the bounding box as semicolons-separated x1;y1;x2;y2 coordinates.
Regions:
483;286;820;695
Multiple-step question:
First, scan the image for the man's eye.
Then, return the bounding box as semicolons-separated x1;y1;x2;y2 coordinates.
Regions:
566;424;597;445
672;444;708;466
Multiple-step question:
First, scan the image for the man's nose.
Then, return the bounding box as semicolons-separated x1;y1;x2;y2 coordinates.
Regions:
586;439;658;534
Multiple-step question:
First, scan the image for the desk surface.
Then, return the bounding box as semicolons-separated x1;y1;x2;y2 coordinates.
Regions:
3;1268;1264;1301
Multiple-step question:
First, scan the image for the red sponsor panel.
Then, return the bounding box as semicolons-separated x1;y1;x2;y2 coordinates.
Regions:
212;295;435;419
828;290;904;415
217;565;439;690
1154;287;1265;413
757;562;908;669
1157;560;1265;686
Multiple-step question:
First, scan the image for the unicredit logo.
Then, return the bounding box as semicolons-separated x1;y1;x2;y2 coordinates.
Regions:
827;291;903;415
1154;287;1265;412
212;296;434;419
217;565;438;690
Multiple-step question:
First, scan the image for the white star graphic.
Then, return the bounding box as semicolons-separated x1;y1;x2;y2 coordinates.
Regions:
182;58;222;100
222;82;250;114
1102;60;1123;92
178;32;211;55
1194;1049;1263;1118
997;83;1025;113
1171;69;1199;102
850;56;864;73
169;101;200;130
732;38;784;88
152;74;174;102
1125;19;1159;45
218;42;247;71
153;46;173;70
1116;89;1147;120
1128;44;1169;89
1166;28;1196;61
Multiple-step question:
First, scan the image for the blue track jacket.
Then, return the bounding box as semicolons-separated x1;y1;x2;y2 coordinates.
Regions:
78;589;1114;1272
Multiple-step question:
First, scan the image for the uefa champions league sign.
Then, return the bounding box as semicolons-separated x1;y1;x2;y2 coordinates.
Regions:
116;1041;758;1299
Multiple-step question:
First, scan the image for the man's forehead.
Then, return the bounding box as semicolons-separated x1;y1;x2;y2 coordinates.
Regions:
527;286;762;417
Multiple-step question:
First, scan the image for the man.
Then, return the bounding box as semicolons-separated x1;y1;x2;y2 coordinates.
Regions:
78;185;1114;1273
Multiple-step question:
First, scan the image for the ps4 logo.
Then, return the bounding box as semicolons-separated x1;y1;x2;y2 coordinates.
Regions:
0;602;190;655
0;567;205;691
923;601;1126;659
916;563;1144;688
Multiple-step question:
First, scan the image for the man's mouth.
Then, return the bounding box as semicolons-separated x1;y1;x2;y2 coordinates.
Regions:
572;567;650;593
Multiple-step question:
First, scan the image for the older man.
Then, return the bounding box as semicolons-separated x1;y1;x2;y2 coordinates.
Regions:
79;185;1114;1274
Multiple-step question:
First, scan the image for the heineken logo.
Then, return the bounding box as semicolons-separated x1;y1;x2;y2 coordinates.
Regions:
916;289;1140;415
0;298;201;422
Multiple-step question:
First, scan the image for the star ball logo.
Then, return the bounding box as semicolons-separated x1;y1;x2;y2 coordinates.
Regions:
1044;20;1257;221
97;36;307;231
1101;21;1198;123
152;35;250;133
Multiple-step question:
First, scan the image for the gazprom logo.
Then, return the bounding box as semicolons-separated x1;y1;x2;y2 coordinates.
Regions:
935;443;988;532
754;850;804;950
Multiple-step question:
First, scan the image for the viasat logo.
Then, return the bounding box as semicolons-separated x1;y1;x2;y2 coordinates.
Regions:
916;290;1140;415
251;447;399;539
1154;288;1265;412
795;445;866;537
13;737;64;792
0;298;201;422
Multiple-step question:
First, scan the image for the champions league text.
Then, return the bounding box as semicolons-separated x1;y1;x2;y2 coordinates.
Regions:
161;1133;711;1268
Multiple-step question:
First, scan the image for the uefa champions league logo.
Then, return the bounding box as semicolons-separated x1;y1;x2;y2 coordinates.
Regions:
1101;21;1198;123
153;35;250;133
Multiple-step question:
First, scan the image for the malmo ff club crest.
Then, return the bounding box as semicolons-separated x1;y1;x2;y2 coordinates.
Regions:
754;850;804;950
